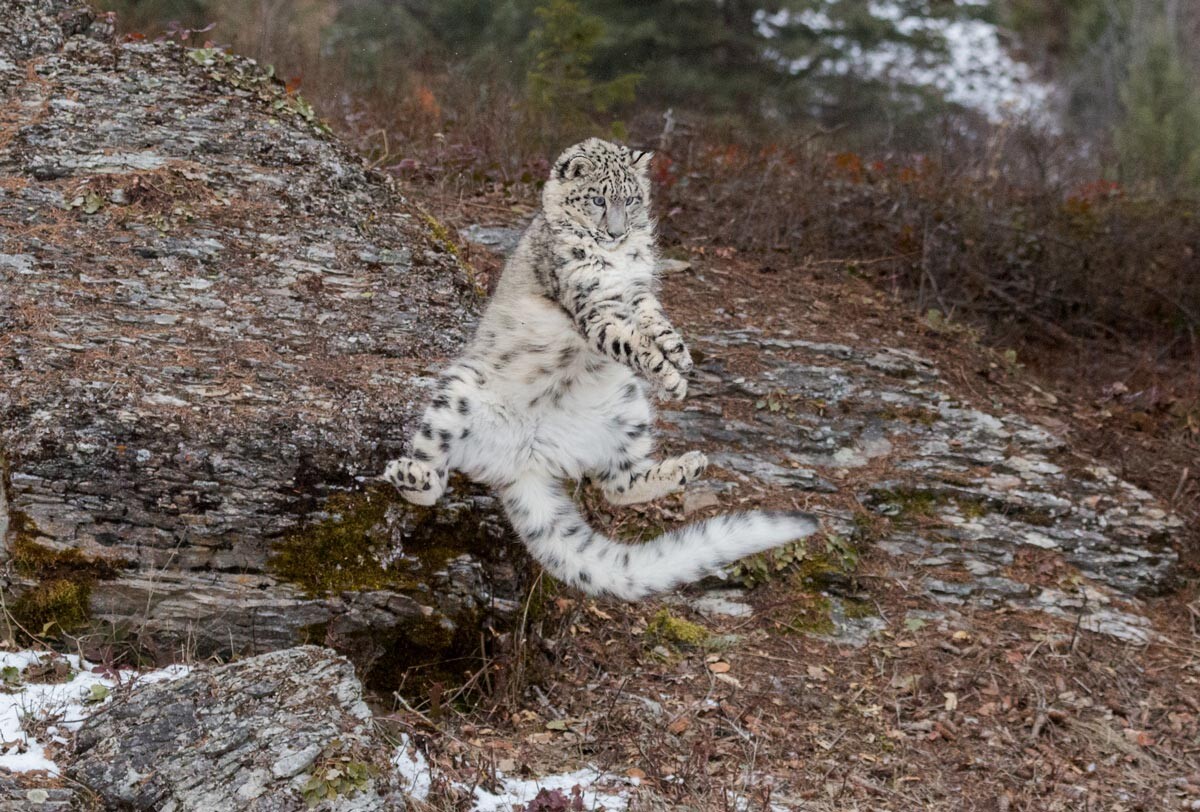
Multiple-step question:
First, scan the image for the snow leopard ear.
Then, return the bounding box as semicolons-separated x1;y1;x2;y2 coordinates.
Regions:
629;149;654;179
556;153;595;180
629;149;654;167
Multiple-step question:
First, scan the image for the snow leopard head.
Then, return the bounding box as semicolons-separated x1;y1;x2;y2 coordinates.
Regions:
543;138;653;248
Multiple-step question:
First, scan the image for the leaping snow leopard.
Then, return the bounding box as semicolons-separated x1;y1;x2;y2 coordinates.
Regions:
383;137;817;599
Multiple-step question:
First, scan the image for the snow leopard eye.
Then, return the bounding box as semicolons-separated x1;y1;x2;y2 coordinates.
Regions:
591;196;606;207
626;196;640;206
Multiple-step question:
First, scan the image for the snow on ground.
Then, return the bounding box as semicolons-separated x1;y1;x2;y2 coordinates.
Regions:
0;649;189;775
756;0;1055;126
394;735;632;811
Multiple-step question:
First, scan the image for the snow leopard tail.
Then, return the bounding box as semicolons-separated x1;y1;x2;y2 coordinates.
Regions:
499;474;819;600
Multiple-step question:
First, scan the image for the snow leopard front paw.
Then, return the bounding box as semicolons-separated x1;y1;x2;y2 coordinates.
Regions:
382;457;444;506
655;330;693;376
636;333;690;401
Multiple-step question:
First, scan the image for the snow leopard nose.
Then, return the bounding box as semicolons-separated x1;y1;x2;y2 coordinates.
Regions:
604;200;626;238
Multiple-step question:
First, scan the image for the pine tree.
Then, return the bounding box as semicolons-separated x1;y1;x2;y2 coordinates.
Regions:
1116;17;1200;193
525;0;640;135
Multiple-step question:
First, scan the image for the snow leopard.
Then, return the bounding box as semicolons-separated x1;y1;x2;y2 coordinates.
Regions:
382;137;817;600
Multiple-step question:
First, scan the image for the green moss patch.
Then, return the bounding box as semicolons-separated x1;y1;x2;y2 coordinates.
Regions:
874;485;1060;528
647;609;711;647
12;579;91;634
873;486;989;522
271;482;500;597
841;599;878;620
272;485;406;595
11;535;125;582
728;539;809;588
4;500;127;639
782;594;835;636
730;533;860;590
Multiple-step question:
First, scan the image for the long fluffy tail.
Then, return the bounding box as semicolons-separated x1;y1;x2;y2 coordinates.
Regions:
499;474;818;600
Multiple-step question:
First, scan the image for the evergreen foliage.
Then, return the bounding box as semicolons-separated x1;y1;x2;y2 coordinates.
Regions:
1116;17;1200;192
525;0;640;135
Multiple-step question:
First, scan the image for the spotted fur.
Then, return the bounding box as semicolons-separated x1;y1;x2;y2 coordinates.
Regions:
383;138;817;600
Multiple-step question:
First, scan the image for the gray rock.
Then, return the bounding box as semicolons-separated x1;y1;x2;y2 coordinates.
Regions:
69;647;404;811
676;331;1180;642
0;775;75;811
0;0;522;675
684;588;754;618
460;223;525;254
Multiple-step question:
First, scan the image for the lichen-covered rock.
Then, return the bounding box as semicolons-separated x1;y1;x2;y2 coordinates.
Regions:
661;330;1180;643
0;774;75;812
69;646;402;811
0;0;521;675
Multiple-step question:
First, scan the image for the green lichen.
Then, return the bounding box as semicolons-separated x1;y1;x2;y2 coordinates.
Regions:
842;599;878;620
783;594;835;636
877;487;942;519
3;489;125;639
416;206;486;297
11;579;91;634
422;210;460;257
270;482;501;598
647;609;711;647
875;487;1001;524
877;405;939;426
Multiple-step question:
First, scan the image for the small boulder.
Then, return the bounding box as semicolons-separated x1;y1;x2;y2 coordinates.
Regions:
69;647;403;811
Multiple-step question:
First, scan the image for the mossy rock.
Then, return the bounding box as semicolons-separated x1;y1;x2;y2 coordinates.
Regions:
273;480;522;700
870;484;1057;527
647;609;711;648
2;500;128;640
12;579;91;634
270;481;508;597
781;593;835;636
10;535;126;582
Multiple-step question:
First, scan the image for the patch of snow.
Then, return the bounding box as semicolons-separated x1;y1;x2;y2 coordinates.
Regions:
756;0;1055;125
0;650;189;775
473;767;629;812
392;735;435;800
393;735;630;811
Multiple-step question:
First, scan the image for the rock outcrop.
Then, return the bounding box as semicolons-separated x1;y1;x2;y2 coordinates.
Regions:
670;330;1179;644
69;646;402;811
0;0;520;679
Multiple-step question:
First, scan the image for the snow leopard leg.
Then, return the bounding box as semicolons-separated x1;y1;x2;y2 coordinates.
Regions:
555;273;693;400
383;362;484;506
600;451;709;506
584;384;709;506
